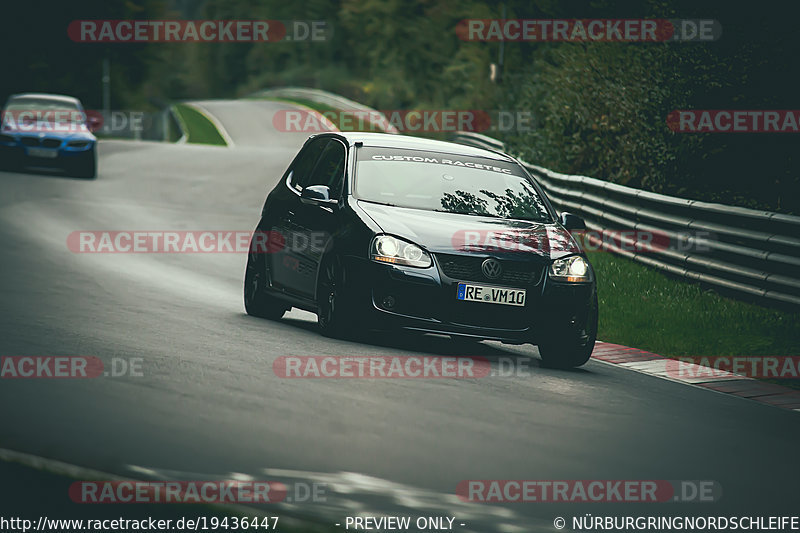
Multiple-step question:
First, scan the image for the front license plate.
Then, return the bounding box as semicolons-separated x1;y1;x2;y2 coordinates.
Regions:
27;147;58;159
457;283;526;307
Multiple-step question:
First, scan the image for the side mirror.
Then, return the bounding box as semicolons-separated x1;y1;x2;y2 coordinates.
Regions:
300;185;336;206
559;212;586;230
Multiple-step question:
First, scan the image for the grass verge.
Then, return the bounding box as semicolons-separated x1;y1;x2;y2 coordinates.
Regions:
172;103;227;146
589;250;800;357
588;250;800;386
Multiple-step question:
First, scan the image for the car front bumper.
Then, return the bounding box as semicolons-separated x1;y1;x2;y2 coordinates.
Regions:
343;254;596;344
0;138;94;167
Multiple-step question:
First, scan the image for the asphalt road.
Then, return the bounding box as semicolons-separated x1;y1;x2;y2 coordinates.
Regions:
1;99;798;531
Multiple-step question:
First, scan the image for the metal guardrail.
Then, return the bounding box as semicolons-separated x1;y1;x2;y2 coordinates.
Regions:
452;131;800;308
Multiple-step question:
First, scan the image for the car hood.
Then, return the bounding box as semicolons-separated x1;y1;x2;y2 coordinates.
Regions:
357;200;581;260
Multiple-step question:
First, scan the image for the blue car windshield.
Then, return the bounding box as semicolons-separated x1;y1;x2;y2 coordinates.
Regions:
355;147;552;222
5;97;80;113
3;98;84;127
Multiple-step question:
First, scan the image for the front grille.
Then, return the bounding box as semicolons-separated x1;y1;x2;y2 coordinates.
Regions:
436;253;543;287
449;300;531;329
20;137;40;147
41;138;61;148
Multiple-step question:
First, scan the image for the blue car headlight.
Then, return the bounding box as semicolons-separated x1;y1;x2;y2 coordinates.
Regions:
371;235;432;268
549;255;592;282
67;140;91;148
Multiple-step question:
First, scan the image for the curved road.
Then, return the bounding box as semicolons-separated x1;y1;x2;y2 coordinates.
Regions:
0;100;798;530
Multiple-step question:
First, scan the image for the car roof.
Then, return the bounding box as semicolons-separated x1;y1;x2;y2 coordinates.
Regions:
320;132;515;162
8;93;82;105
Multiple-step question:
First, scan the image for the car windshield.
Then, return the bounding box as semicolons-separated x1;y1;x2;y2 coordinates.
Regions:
3;97;83;123
355;147;552;222
5;97;80;113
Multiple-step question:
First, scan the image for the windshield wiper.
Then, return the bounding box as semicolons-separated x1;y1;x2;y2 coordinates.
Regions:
435;209;551;223
434;209;503;219
361;200;400;207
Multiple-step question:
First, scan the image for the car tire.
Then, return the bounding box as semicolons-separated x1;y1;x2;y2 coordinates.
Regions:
537;293;598;369
244;241;288;320
70;148;97;179
317;254;357;339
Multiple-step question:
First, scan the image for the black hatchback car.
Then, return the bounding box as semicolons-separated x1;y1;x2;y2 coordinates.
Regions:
245;132;597;368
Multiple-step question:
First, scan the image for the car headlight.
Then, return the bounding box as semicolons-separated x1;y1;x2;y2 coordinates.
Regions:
371;235;432;268
549;255;592;282
67;140;90;148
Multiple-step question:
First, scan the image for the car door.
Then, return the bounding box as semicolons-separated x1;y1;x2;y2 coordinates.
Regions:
290;138;348;299
267;137;329;296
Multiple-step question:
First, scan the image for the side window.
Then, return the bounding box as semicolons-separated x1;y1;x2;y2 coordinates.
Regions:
290;138;329;192
309;140;346;199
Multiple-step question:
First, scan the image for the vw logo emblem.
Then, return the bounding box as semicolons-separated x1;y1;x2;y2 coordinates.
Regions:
481;258;502;279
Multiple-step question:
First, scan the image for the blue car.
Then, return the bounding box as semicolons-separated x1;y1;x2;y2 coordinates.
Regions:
0;93;98;179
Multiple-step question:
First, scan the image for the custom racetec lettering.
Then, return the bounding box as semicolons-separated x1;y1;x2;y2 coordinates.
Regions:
359;148;525;176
